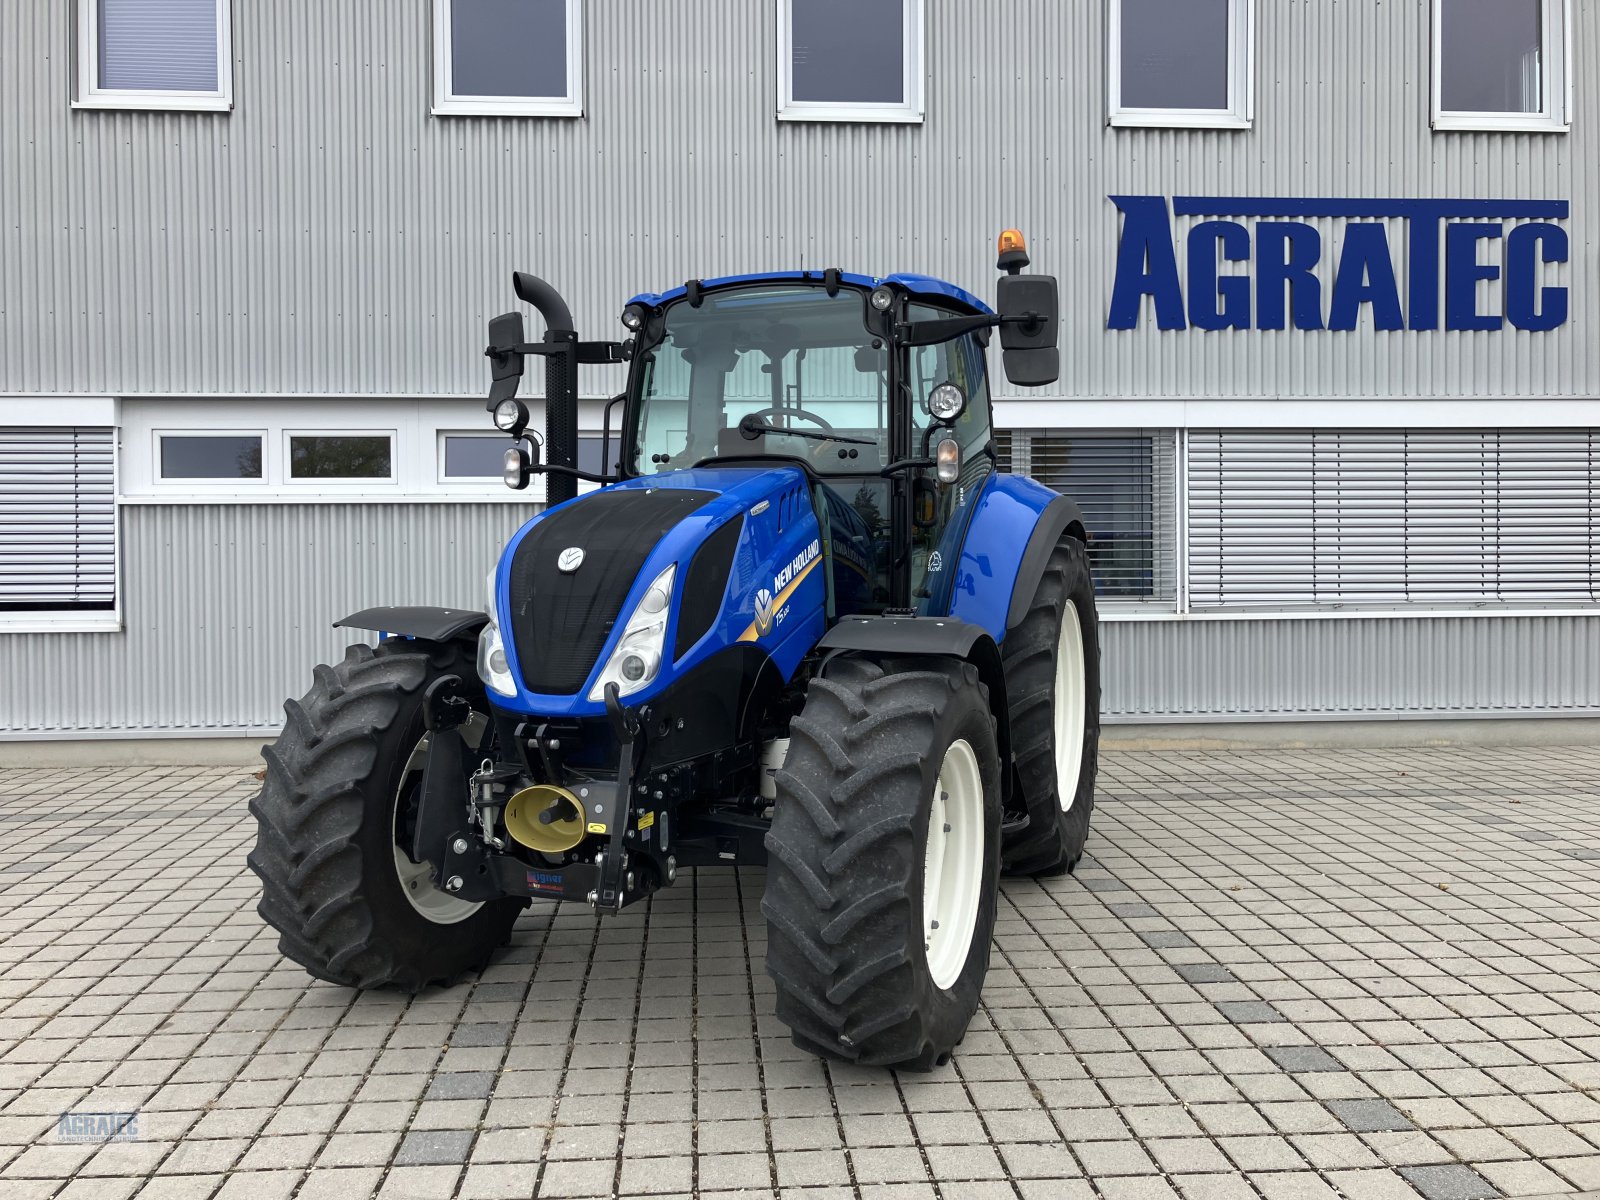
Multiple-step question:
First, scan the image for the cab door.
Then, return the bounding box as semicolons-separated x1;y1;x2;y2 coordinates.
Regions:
905;323;994;615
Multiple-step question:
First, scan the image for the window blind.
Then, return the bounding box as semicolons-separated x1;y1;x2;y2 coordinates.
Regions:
1187;429;1600;609
996;430;1177;603
98;0;219;93
0;428;117;610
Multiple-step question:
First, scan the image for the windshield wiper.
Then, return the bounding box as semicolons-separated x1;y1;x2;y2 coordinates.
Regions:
736;414;875;446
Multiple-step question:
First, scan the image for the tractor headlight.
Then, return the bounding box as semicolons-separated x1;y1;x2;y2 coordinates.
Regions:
493;397;528;433
589;564;676;701
477;570;517;697
870;286;895;312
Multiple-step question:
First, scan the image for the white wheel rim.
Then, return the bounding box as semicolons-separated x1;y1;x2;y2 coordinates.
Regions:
392;713;487;925
1054;602;1087;812
922;738;986;991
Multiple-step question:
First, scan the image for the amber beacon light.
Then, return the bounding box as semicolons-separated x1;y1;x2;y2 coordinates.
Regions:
996;228;1030;274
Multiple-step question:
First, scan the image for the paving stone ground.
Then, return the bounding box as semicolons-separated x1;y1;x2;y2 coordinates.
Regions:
1;744;1599;1200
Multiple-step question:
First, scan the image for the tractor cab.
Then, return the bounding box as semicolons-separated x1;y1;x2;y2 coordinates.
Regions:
620;274;997;618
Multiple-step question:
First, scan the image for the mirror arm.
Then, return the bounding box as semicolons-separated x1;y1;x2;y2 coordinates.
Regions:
893;313;1001;346
528;463;618;485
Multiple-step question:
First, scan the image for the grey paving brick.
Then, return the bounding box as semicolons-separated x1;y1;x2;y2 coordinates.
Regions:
425;1071;496;1101
1140;932;1199;949
394;1129;474;1166
1398;1164;1501;1200
1324;1099;1416;1133
1175;964;1238;984
1216;1001;1287;1024
1264;1046;1345;1073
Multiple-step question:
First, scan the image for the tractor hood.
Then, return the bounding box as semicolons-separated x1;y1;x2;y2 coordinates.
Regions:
489;464;827;717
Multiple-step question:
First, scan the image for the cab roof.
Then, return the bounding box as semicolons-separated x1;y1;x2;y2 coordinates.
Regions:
627;270;992;315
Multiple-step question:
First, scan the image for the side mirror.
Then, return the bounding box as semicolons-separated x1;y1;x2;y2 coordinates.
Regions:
486;311;525;409
996;274;1060;387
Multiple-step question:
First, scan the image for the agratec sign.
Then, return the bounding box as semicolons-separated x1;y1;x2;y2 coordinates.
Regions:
1108;196;1570;332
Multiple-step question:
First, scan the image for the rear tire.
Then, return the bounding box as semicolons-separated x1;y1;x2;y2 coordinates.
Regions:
247;640;524;991
1001;536;1101;877
762;657;1001;1070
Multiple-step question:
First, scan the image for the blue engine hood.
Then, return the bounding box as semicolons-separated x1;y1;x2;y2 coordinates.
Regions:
488;465;828;717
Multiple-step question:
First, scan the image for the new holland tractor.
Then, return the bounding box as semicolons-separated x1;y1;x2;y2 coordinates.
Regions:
249;232;1100;1069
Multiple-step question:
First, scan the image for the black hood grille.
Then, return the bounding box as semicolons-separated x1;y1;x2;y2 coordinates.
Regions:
508;488;714;695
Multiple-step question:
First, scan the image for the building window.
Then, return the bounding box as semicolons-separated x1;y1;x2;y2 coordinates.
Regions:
158;433;263;480
1108;0;1252;129
1433;0;1569;132
777;0;924;124
439;432;521;481
74;0;233;112
0;428;117;627
1187;428;1600;610
433;0;583;117
287;434;394;481
997;430;1180;607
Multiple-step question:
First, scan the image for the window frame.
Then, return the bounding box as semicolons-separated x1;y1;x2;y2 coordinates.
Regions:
283;429;398;488
432;0;584;118
1431;0;1571;133
73;0;233;113
776;0;925;125
1106;0;1253;130
153;428;267;489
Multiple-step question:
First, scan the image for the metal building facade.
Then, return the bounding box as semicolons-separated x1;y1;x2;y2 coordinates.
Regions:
1;0;1596;736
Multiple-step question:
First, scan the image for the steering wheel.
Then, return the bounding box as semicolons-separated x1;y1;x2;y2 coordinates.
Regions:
744;406;838;436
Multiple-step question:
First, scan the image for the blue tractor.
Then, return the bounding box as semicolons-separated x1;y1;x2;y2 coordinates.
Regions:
249;233;1100;1069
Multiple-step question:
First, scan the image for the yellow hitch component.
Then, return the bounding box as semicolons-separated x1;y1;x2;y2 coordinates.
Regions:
503;783;587;854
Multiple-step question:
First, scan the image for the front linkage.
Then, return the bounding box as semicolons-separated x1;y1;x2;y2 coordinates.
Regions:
416;674;667;914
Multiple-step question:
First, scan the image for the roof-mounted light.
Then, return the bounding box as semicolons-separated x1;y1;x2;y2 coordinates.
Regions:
997;228;1030;275
869;286;895;312
621;303;648;331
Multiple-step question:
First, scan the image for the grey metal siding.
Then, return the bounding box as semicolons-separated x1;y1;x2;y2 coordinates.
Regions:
2;0;1595;400
2;504;1594;736
0;503;537;735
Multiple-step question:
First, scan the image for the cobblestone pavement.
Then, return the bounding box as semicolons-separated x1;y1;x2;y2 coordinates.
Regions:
1;745;1599;1200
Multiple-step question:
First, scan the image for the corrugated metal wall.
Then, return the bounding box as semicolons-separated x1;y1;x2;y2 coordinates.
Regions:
0;503;537;735
1;0;1594;400
2;504;1594;736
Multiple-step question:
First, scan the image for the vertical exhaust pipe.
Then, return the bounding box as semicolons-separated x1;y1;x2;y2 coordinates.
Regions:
513;272;579;505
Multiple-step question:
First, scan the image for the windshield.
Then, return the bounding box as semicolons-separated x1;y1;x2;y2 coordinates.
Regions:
627;285;888;475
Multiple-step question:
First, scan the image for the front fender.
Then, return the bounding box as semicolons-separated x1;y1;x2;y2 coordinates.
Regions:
947;474;1085;644
335;606;488;642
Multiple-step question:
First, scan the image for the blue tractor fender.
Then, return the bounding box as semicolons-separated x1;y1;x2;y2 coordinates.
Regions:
947;473;1087;644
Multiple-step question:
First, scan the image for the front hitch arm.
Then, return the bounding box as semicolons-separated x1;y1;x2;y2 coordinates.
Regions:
594;683;644;912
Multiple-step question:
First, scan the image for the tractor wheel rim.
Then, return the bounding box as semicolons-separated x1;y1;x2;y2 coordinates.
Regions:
1054;600;1087;813
392;713;487;925
922;737;985;991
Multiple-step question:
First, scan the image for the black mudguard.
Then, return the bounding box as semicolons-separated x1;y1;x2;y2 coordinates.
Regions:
817;614;1011;807
335;606;489;643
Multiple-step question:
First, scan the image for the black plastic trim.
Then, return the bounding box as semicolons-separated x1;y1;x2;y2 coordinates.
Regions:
334;606;488;642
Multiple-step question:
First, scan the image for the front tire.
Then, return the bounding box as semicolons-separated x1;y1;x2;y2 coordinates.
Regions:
247;640;524;991
1001;536;1101;876
762;657;1002;1070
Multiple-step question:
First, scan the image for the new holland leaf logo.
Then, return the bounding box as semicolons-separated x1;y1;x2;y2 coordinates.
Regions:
754;588;775;636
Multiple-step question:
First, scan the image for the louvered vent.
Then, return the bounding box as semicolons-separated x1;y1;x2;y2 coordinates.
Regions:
1187;429;1600;609
0;428;117;610
996;429;1178;604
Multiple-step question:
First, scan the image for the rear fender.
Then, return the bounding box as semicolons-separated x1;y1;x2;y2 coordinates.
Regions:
335;606;488;643
816;614;1011;808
